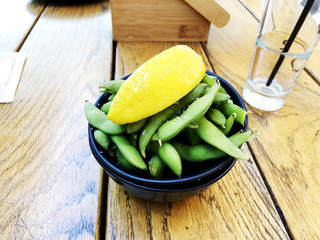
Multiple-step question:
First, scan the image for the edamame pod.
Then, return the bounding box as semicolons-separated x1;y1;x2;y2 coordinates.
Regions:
111;135;147;170
116;149;136;170
194;116;249;160
127;118;147;134
201;74;217;87
108;93;116;101
149;155;165;178
173;142;225;162
229;129;260;142
85;101;126;134
201;74;227;93
157;81;220;141
151;133;159;142
217;103;248;126
100;101;112;114
184;123;198;129
99;80;125;93
172;129;257;162
146;142;182;177
139;83;208;157
93;129;111;149
213;92;230;104
219;113;236;135
158;142;182;177
206;108;226;126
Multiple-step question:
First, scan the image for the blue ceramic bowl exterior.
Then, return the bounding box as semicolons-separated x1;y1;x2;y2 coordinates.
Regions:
88;71;247;201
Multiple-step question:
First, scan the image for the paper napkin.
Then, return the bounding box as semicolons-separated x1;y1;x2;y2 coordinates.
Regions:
0;52;26;103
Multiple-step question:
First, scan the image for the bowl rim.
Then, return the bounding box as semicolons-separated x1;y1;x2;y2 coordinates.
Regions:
88;71;247;185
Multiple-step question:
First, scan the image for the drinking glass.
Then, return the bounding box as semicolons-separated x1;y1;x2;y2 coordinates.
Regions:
243;0;320;111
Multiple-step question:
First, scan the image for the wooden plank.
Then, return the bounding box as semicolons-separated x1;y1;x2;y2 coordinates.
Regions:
0;1;112;239
110;0;210;41
239;0;320;82
0;0;45;51
106;41;290;240
206;0;320;238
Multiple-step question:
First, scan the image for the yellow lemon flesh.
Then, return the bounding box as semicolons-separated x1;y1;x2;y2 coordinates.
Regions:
108;45;206;124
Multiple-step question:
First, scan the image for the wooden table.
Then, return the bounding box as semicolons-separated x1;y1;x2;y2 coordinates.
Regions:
1;0;319;239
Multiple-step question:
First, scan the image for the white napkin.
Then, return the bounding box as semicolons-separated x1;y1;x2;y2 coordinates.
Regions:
0;52;26;103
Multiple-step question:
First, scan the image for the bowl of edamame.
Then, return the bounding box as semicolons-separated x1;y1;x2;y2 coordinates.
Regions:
87;71;257;201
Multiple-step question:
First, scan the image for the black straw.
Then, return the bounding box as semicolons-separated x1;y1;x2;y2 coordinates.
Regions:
266;0;315;86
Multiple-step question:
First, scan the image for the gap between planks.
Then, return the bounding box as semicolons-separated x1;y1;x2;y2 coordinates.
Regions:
246;142;295;240
96;169;109;240
15;2;48;52
98;40;118;240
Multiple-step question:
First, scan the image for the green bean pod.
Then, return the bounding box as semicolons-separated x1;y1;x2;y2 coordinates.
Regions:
206;108;226;126
99;80;125;93
157;81;220;141
110;135;147;170
194;116;249;160
127;118;147;134
172;129;257;162
229;129;260;142
158;142;182;177
146;142;182;177
85;101;126;134
219;113;236;135
201;74;217;87
139;83;208;157
217;103;248;126
185;123;198;129
116;149;136;170
151;133;159;141
201;74;227;93
213;92;230;104
100;101;112;114
148;154;165;178
108;93;116;101
93;129;111;149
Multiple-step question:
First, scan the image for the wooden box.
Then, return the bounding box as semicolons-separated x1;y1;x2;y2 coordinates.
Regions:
110;0;210;42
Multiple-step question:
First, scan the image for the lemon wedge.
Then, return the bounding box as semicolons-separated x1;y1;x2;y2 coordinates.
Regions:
108;45;206;124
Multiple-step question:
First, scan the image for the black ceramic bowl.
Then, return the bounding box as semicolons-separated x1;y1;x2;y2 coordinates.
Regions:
105;157;237;202
89;71;248;201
